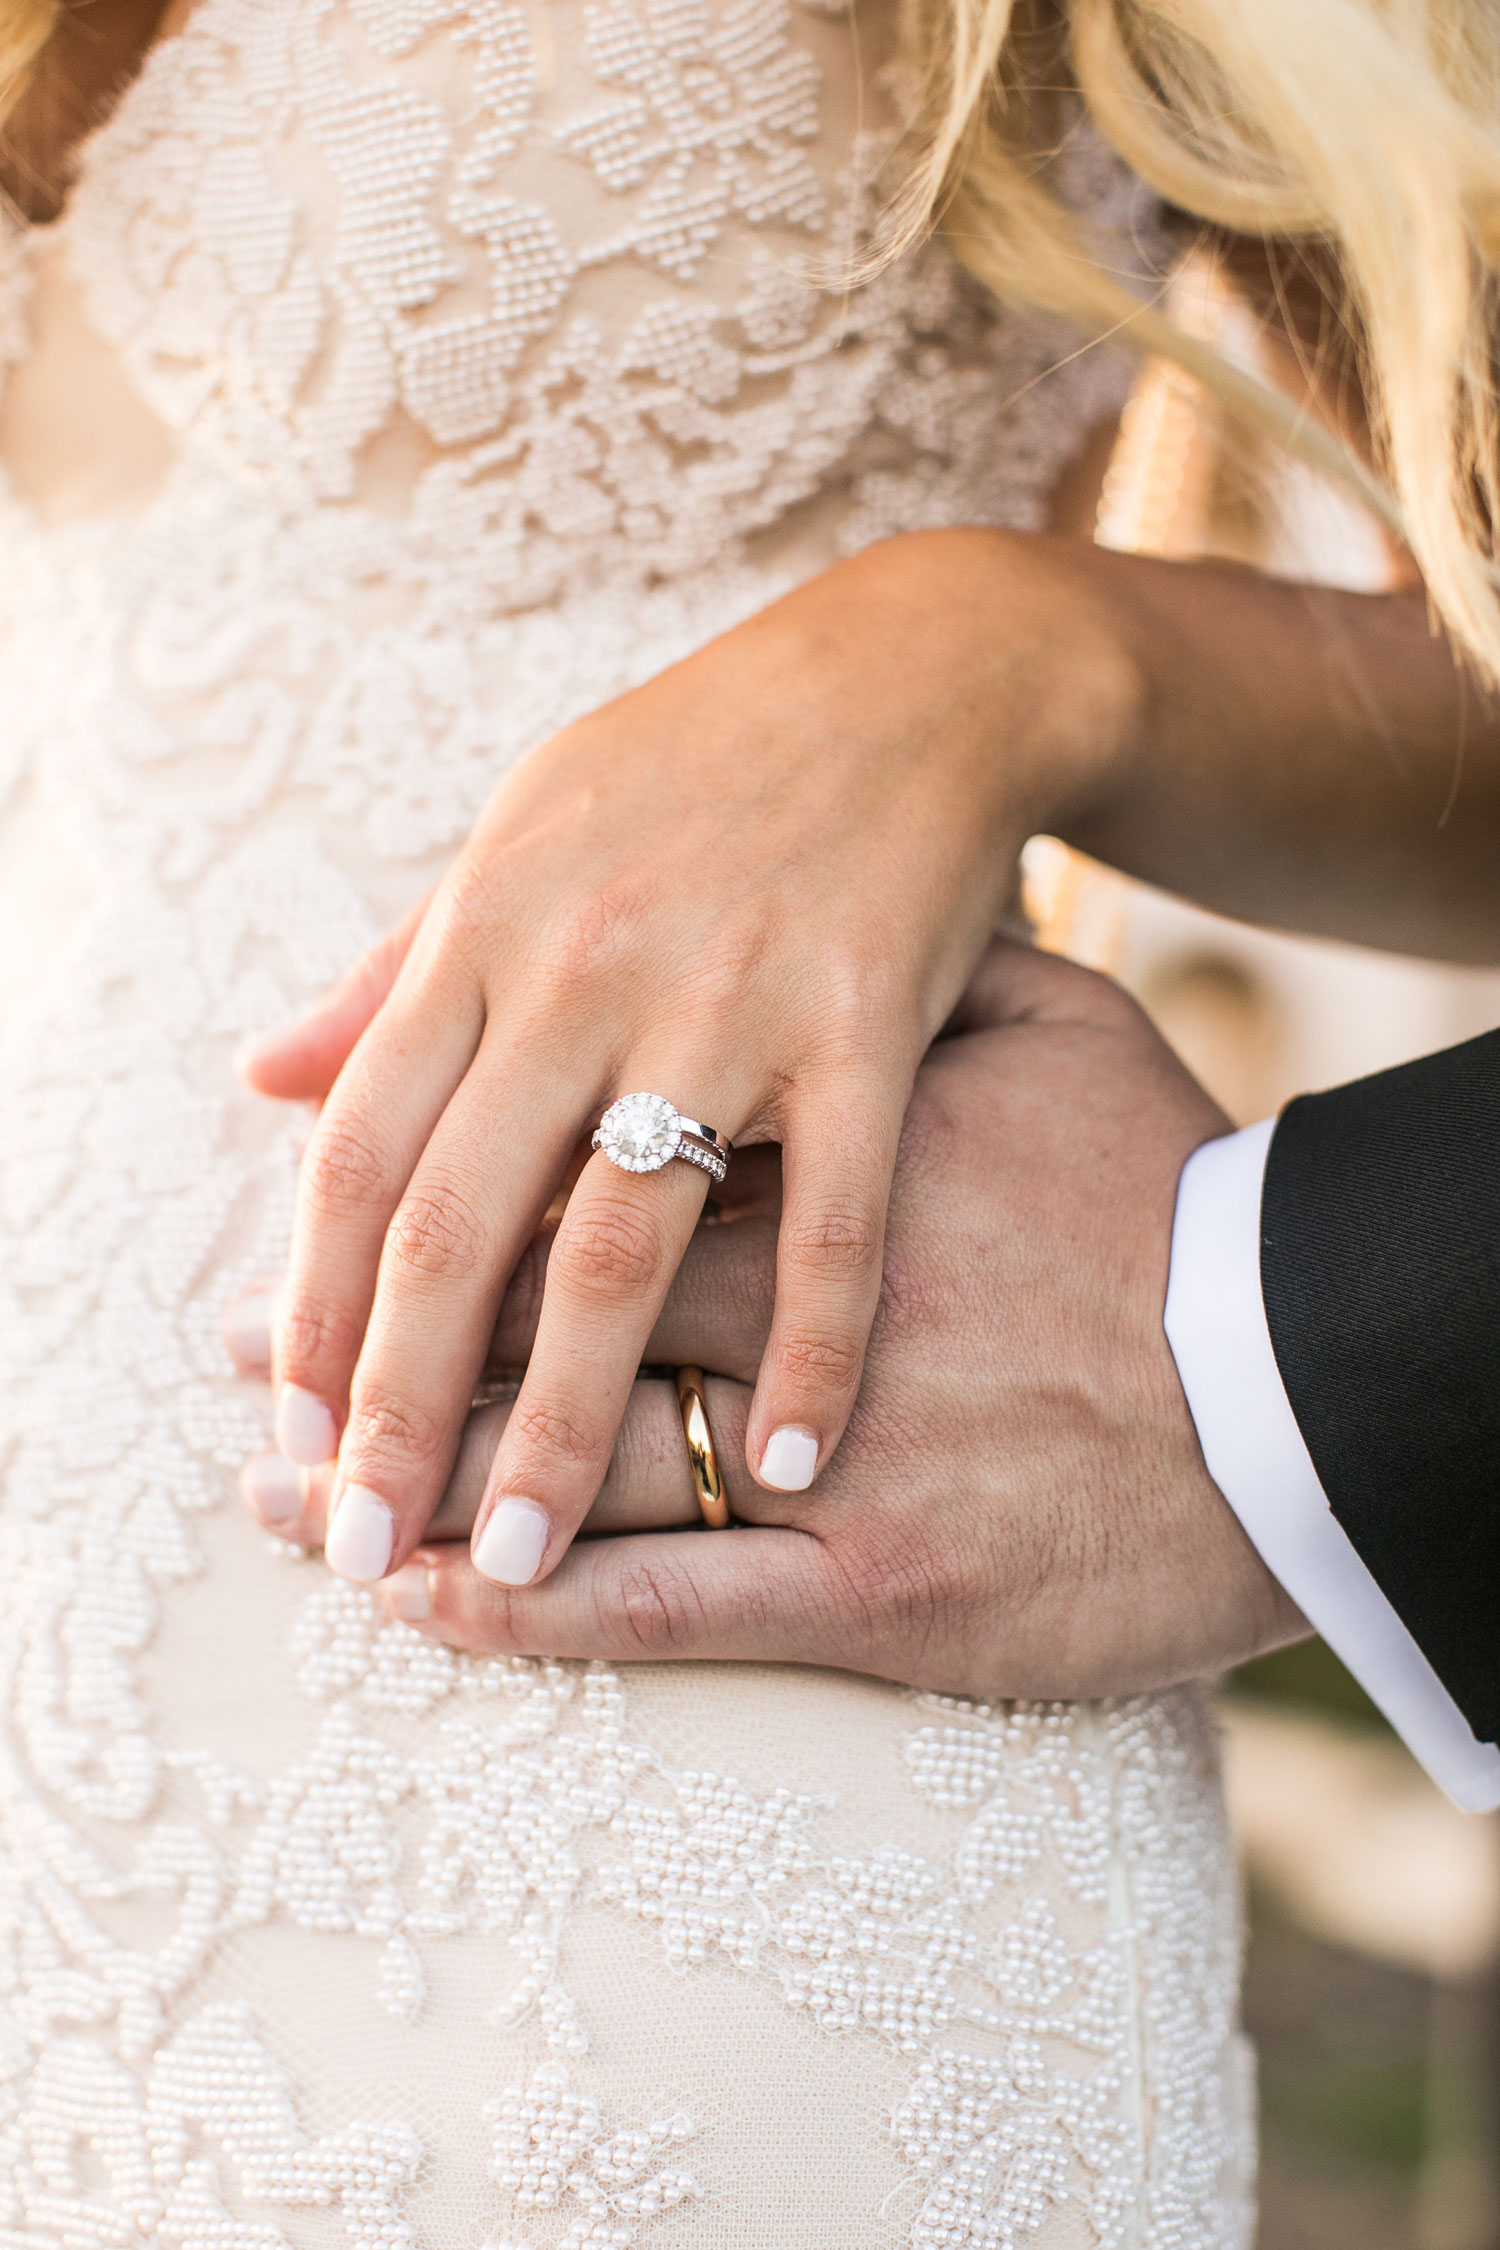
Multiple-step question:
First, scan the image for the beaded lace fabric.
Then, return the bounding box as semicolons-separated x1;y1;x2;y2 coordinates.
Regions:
0;1;1253;2241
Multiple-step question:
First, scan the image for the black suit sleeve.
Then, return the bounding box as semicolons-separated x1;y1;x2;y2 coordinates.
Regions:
1260;1028;1500;1743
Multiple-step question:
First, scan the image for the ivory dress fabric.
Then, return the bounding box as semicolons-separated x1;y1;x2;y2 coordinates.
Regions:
0;2;1253;2242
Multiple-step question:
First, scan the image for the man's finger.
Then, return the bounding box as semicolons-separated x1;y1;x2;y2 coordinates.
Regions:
425;1374;761;1541
484;1214;780;1382
379;1521;835;1663
243;1376;765;1548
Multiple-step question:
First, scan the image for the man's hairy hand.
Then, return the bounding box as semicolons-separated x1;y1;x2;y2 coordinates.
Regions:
234;940;1305;1701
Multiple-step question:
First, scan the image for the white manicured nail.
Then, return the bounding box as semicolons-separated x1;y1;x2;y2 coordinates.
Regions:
240;1449;304;1530
385;1562;431;1623
223;1288;276;1376
325;1485;395;1583
276;1383;338;1467
760;1425;820;1491
473;1498;550;1586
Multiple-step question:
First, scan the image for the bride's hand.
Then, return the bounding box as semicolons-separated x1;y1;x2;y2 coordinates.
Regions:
237;529;1140;1591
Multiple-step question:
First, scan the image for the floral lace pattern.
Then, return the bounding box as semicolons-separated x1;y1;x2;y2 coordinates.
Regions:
0;0;1248;2241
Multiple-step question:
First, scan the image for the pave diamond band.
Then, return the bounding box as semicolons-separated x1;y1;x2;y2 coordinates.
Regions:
593;1093;730;1185
674;1141;728;1181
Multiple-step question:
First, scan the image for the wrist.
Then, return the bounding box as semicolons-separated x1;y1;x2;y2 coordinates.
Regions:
839;528;1151;848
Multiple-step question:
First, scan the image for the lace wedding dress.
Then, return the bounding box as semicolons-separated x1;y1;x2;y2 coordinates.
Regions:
0;2;1253;2241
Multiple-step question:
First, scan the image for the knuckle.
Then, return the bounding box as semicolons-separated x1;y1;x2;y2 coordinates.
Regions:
555;1197;667;1301
807;959;885;1062
344;1389;448;1474
504;1395;602;1474
883;1562;947;1652
1062;954;1144;1027
277;1296;366;1378
536;881;652;996
437;850;504;957
449;1577;524;1654
613;1554;707;1655
387;1182;488;1282
302;1115;393;1218
893;1530;966;1639
873;1246;944;1341
821;1531;892;1633
784;1200;882;1284
892;1084;959;1191
688;909;780;1019
775;1325;864;1397
831;1519;956;1649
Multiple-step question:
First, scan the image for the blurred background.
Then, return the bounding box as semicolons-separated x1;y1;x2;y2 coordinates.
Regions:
1028;264;1500;2250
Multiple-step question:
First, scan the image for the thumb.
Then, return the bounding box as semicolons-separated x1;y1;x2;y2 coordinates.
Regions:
235;891;431;1101
388;1523;833;1664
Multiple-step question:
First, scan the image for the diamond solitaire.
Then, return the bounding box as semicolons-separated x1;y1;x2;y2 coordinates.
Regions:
594;1094;729;1183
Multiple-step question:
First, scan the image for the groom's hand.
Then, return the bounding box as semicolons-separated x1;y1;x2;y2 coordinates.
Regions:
237;941;1306;1699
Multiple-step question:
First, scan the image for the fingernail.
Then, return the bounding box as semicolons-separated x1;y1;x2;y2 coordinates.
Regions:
240;1448;305;1530
233;1015;305;1077
760;1425;820;1491
473;1497;550;1586
223;1287;276;1376
276;1383;338;1467
324;1484;395;1583
384;1561;431;1623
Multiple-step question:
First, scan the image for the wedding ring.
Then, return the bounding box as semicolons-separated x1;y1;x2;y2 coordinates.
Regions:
594;1093;729;1185
675;1368;731;1528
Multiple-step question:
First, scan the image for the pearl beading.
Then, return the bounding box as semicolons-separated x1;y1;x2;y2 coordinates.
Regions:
486;2063;700;2240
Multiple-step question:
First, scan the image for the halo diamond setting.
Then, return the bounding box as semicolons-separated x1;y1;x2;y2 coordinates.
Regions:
593;1094;729;1183
595;1092;683;1173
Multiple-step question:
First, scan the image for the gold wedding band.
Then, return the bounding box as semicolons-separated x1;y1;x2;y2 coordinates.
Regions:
675;1368;731;1528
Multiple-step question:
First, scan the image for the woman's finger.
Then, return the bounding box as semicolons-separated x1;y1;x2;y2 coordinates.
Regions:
272;959;485;1472
240;1450;315;1542
322;1045;603;1582
223;1281;280;1378
743;1081;899;1492
229;1210;778;1554
381;1521;835;1663
465;1139;719;1589
236;892;432;1103
223;1189;779;1410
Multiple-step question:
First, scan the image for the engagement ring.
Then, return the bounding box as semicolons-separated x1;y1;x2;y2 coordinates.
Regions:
593;1092;729;1184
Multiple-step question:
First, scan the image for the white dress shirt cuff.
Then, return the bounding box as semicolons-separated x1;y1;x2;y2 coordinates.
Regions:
1164;1118;1500;1814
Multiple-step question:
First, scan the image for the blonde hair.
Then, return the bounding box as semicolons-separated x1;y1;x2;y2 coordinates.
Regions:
0;0;53;125
890;0;1500;680
7;0;1500;682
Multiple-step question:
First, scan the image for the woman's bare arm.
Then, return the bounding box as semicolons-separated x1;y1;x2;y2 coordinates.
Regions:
1054;542;1500;962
